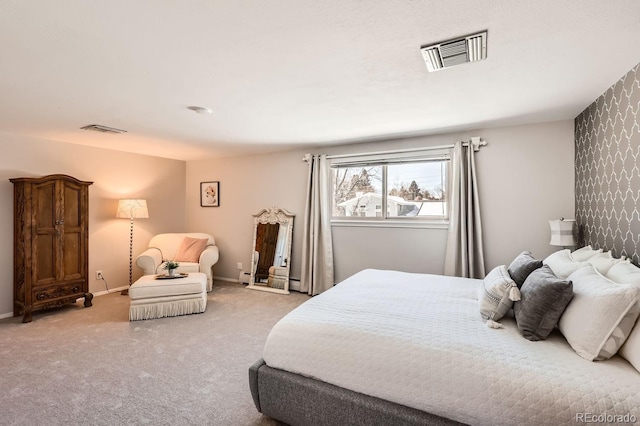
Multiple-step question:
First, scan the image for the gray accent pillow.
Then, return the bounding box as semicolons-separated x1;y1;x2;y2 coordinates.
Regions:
513;265;573;341
507;251;543;288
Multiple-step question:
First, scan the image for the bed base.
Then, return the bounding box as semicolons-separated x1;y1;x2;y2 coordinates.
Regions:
249;359;464;426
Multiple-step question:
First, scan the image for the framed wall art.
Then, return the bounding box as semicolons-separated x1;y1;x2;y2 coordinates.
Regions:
200;181;219;207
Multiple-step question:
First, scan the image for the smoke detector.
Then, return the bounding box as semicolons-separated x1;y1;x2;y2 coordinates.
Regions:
80;124;127;134
420;31;487;72
187;106;212;115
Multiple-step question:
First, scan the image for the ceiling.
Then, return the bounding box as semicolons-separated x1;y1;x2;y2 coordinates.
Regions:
1;1;639;161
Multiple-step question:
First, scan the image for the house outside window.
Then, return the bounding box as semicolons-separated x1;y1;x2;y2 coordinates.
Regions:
330;148;450;223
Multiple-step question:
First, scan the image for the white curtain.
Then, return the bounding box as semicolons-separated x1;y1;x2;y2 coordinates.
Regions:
300;154;335;295
444;139;486;279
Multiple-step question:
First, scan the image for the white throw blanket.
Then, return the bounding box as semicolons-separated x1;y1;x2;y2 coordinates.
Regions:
263;269;640;426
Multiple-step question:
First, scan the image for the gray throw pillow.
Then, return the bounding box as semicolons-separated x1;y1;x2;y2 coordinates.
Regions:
513;265;573;341
507;251;543;288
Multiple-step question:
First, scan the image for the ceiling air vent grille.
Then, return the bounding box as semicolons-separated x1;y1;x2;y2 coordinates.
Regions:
80;124;127;134
420;31;487;72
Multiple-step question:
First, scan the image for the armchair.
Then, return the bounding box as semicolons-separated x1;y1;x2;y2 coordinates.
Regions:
135;232;219;291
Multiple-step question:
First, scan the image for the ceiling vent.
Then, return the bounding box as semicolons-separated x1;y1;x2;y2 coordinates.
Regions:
80;124;127;134
420;31;487;72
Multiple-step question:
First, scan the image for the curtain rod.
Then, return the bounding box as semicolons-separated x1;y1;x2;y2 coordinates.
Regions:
302;137;486;161
325;144;454;160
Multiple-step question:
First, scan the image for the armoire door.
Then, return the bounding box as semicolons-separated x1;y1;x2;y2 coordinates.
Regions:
33;179;58;286
33;179;86;286
61;179;85;282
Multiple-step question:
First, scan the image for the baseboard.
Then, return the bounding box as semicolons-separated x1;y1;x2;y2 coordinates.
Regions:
214;275;240;283
214;275;302;292
93;286;128;297
0;287;129;319
0;278;301;318
289;280;300;292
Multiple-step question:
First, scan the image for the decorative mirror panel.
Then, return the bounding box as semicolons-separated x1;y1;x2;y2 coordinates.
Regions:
247;207;294;294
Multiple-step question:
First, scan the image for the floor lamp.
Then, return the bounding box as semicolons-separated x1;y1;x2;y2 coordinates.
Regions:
116;199;149;295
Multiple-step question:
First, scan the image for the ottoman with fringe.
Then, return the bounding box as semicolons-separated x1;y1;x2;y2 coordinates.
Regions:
129;272;207;321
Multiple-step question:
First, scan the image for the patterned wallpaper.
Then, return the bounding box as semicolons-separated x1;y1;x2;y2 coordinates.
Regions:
575;63;640;264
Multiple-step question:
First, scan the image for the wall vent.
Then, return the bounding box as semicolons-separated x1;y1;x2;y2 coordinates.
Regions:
420;31;487;72
80;124;127;134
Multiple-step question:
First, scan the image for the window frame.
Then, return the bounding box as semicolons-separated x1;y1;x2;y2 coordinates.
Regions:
329;148;451;227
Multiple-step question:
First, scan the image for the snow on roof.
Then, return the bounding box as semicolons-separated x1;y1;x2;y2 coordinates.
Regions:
338;192;426;206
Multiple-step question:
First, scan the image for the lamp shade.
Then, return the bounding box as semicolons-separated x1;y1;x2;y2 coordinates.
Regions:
116;199;149;219
549;219;575;246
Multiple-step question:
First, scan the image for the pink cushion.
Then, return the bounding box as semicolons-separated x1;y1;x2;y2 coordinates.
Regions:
173;237;208;263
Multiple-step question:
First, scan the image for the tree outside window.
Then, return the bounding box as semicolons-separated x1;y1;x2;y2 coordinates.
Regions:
332;160;448;220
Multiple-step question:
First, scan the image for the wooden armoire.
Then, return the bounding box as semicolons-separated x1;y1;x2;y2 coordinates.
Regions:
10;174;93;323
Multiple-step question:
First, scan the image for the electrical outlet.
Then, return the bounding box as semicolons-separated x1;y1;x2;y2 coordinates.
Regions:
96;270;104;280
237;262;243;270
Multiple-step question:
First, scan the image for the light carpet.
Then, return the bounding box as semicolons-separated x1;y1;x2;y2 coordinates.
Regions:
0;281;310;425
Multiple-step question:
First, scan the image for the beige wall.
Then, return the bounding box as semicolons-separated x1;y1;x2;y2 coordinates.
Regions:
186;120;575;285
476;121;575;268
0;118;574;316
186;150;309;288
0;132;186;318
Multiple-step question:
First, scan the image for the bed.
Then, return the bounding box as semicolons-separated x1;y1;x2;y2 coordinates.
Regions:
249;267;640;426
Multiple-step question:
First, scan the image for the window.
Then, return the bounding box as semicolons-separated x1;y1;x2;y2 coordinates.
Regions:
331;149;449;222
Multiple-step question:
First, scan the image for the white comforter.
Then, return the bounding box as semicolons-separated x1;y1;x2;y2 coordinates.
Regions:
263;269;640;426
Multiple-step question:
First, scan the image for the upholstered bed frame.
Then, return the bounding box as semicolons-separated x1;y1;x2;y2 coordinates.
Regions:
249;359;462;426
249;266;640;425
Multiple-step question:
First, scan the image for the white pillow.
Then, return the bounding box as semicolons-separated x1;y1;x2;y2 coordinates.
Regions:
587;251;624;275
559;266;640;361
570;245;602;262
606;260;640;285
604;260;640;372
619;320;640;373
478;265;520;323
543;249;590;279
